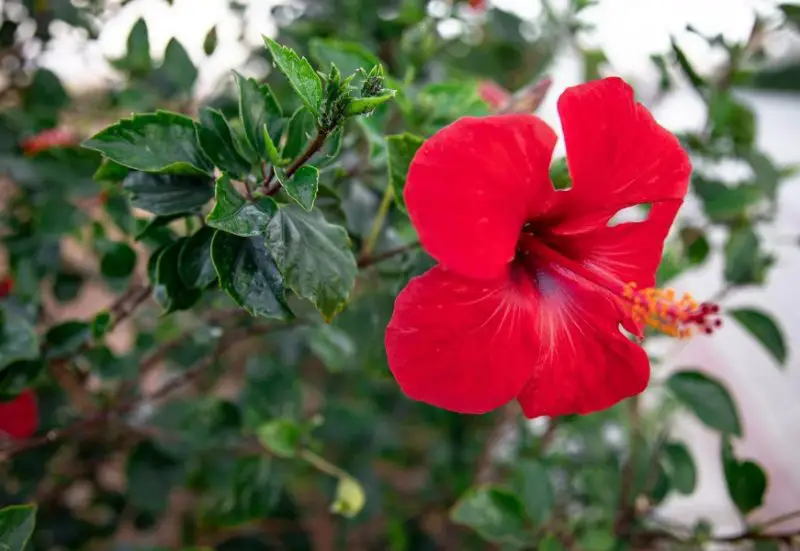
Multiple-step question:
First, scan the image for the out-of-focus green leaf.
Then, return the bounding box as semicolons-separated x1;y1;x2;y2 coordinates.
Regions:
667;370;742;436
729;308;787;366
450;486;528;546
0;307;39;372
0;504;36;551
721;438;767;515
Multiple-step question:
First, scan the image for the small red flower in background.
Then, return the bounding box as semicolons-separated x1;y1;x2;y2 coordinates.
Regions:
478;81;511;110
386;77;720;418
20;128;78;156
468;0;487;11
0;390;38;440
0;276;13;298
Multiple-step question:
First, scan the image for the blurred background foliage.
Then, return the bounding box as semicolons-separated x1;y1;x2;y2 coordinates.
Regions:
0;0;799;549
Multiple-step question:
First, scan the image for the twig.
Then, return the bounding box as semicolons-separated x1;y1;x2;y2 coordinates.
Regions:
0;323;276;459
474;403;520;485
357;242;421;267
264;129;329;195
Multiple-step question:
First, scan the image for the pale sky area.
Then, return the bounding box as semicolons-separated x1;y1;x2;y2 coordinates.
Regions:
30;0;800;538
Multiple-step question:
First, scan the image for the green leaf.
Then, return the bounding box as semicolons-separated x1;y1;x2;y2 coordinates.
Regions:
282;165;319;211
135;214;183;242
264;37;323;118
663;442;696;494
178;226;217;289
112;18;151;74
210;231;292;319
93;158;130;182
513;460;554;525
52;272;84;303
331;476;366;518
0;361;44;400
22;69;69;124
724;226;773;285
729;308;787;366
539;535;567;551
0;504;36;551
693;179;763;223
44;321;91;360
309;38;380;80
779;4;800;28
308;324;356;372
203;26;218;56
265;205;357;321
721;438;768;515
127;442;184;515
257;418;302;458
100;242;137;282
105;194;136;235
197;107;251;179
0;307;39;373
667;370;742;436
91;311;113;339
154;240;202;314
83;111;213;176
206;175;277;236
234;72;282;161
261;124;284;167
680;227;710;265
450;486;528;546
123;171;214;216
550;158;572;190
386;133;424;212
344;91;396;116
155;38;198;98
671;39;705;91
281;107;316;161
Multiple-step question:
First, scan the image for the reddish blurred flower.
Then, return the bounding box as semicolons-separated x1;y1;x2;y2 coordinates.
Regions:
385;77;718;418
0;390;39;440
468;0;487;10
0;276;13;298
478;81;511;110
21;128;79;156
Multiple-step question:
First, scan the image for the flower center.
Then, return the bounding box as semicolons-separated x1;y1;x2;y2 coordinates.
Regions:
516;233;721;340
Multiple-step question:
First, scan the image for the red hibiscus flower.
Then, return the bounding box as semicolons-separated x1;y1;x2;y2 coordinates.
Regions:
385;77;719;418
0;390;39;440
20;128;78;156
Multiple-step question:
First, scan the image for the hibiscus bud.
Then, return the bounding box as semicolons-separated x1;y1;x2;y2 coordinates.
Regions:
500;77;553;115
478;81;511;111
20;128;79;156
0;390;39;440
0;276;13;298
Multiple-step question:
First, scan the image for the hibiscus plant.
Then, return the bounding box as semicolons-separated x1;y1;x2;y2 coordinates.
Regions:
0;0;796;549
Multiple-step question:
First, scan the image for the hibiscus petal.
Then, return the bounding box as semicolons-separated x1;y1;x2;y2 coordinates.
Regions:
405;115;557;280
516;265;650;418
0;390;39;440
551;77;690;234
385;265;539;414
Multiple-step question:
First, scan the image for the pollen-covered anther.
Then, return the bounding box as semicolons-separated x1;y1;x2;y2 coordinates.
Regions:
621;283;721;339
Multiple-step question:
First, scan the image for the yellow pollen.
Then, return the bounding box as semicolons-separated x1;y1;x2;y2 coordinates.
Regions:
621;283;721;339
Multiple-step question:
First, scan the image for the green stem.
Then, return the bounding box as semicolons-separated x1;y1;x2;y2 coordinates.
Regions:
362;185;394;258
